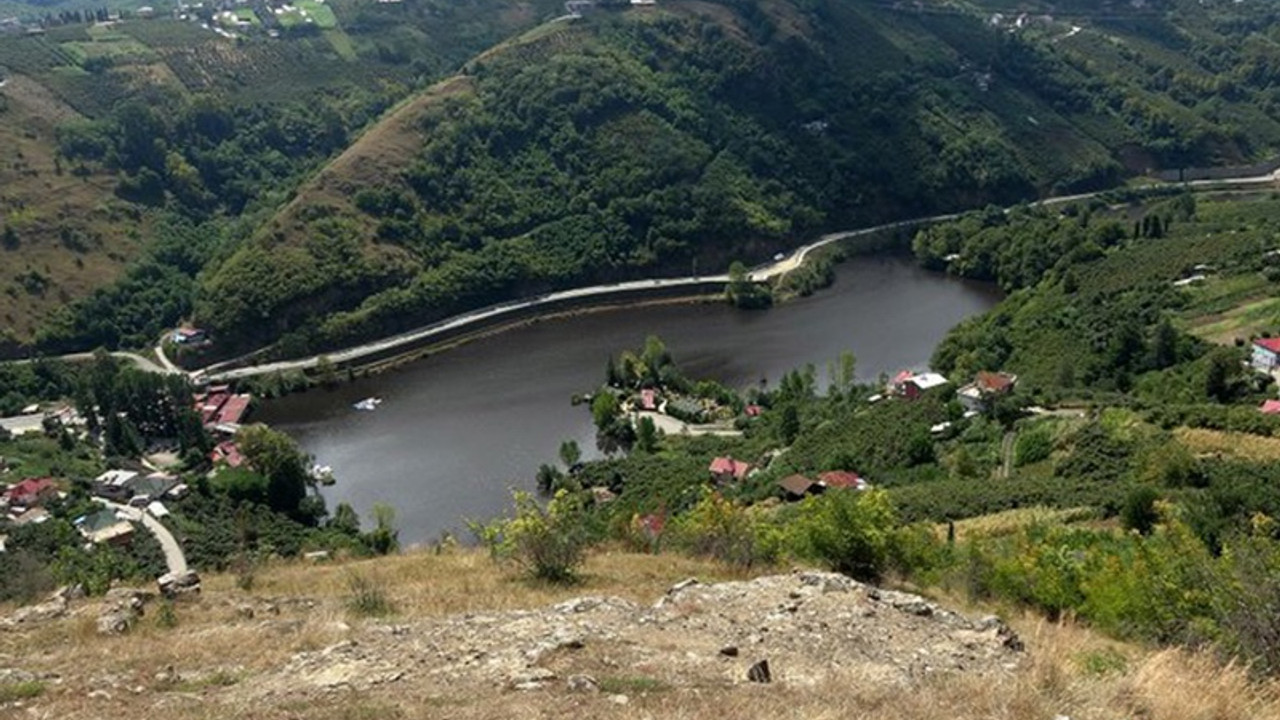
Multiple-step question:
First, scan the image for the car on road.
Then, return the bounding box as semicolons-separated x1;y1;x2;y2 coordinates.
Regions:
773;252;786;261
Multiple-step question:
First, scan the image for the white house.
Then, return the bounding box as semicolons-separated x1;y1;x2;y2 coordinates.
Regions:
1252;337;1280;372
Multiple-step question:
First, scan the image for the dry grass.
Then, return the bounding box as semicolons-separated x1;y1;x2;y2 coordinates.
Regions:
4;548;1280;719
944;506;1098;542
1176;427;1280;462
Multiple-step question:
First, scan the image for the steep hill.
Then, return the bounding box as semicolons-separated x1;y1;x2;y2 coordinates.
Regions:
197;0;1280;358
0;0;563;348
0;548;1273;720
0;72;135;347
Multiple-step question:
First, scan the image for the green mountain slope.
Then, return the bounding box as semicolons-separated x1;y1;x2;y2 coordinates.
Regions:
196;0;1280;358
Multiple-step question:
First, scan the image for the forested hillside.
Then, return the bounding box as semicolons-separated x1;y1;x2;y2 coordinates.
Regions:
193;0;1280;358
0;0;563;350
7;0;1280;355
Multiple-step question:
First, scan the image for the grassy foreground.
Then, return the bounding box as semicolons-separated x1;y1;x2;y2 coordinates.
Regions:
2;547;1278;720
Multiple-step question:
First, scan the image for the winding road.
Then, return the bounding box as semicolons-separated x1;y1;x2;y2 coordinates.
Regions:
11;169;1280;384
97;498;189;577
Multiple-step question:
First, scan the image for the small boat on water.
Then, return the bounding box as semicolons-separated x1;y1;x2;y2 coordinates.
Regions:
352;397;383;412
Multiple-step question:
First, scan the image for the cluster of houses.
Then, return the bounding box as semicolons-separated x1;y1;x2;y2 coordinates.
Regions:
195;385;252;468
777;471;869;501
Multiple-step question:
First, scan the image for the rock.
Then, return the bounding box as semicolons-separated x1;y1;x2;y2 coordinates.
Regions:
0;668;37;684
2;595;67;627
747;659;772;684
303;550;331;563
236;604;255;620
87;689;112;700
567;674;599;693
668;578;700;594
719;646;739;657
508;667;555;689
608;694;630;705
98;609;136;635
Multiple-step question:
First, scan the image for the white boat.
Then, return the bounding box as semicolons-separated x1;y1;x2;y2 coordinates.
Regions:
352;397;383;411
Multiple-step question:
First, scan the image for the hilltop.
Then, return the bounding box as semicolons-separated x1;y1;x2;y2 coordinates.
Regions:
1;548;1274;720
195;0;1280;358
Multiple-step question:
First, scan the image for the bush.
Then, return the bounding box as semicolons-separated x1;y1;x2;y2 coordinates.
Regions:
1121;486;1160;535
1014;425;1053;467
670;490;778;569
471;491;589;583
345;572;395;617
791;489;897;582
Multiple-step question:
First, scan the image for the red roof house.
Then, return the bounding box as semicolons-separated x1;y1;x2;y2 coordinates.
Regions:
640;388;657;411
210;441;245;468
709;456;753;484
818;470;867;490
744;404;763;417
4;477;56;507
1253;338;1280;371
194;390;253;428
1261;400;1280;415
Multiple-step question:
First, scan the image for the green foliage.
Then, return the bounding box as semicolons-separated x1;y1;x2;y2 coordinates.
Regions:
235;424;316;521
0;680;44;703
789;489;897;582
472;490;590;583
1121;486;1161;535
1013;424;1054;467
669;491;778;569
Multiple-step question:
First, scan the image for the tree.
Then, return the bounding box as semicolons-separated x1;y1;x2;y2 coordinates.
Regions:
1204;348;1240;403
1121;486;1160;535
636;415;659;453
558;439;581;469
330;502;361;536
364;503;399;555
778;404;801;445
1151;319;1179;370
591;392;619;433
236;424;313;520
1;226;17;250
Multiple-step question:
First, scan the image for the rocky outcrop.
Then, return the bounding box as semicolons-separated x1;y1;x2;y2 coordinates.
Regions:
244;572;1023;704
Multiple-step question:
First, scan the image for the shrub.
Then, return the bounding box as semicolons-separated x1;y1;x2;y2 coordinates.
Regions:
471;491;589;583
791;489;897;581
1014;425;1054;466
345;572;394;617
1121;486;1160;535
0;681;44;703
670;490;778;569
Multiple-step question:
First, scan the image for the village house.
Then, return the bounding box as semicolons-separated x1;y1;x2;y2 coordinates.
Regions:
10;507;49;526
892;371;949;400
93;469;140;503
818;470;868;491
778;474;821;501
194;386;252;430
127;473;181;506
76;508;134;546
172;327;208;345
957;371;1018;411
3;477;57;509
1252;337;1280;373
210;440;245;468
640;388;658;411
709;456;752;485
1261;399;1280;415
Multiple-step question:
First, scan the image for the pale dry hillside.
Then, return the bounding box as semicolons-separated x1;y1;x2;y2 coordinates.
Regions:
1;548;1278;720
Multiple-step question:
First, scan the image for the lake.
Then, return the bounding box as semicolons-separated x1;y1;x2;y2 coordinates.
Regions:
257;257;1000;543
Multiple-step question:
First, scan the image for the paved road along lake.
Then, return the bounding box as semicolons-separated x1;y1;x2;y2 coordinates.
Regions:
258;257;1000;543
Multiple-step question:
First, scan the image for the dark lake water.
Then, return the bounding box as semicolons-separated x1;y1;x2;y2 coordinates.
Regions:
257;257;1000;543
